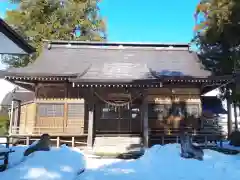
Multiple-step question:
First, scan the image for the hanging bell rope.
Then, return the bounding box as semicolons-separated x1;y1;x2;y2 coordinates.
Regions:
94;91;142;107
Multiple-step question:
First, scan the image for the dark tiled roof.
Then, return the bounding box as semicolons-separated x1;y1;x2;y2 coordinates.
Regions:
1;90;34;106
0;70;6;78
0;18;35;54
4;41;211;81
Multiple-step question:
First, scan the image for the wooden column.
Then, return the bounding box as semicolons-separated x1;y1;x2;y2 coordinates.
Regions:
142;97;149;148
16;100;21;129
26;136;30;146
233;86;238;131
34;83;39;130
227;89;233;138
9;100;14;135
233;102;238;130
87;90;95;148
71;137;75;147
56;136;60;148
87;109;94;147
63;83;68;132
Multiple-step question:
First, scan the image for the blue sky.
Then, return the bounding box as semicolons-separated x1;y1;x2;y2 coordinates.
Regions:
0;0;199;43
0;1;16;18
99;0;200;43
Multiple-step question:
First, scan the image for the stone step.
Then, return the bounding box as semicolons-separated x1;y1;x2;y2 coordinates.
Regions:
92;145;144;155
94;137;142;145
93;136;143;155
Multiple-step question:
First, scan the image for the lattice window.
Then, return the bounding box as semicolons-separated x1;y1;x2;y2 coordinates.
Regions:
67;103;84;119
38;104;64;117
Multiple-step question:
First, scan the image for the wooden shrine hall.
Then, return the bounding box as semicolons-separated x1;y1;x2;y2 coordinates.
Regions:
1;40;233;149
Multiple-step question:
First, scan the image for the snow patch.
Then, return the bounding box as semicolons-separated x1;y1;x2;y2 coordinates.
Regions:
1;145;85;180
0;146;9;153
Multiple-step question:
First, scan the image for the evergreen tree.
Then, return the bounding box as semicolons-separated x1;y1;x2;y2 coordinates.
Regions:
194;0;240;76
194;0;240;129
2;0;106;67
194;0;240;94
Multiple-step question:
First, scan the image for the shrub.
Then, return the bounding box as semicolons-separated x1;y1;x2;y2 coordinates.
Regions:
229;131;240;147
0;115;9;135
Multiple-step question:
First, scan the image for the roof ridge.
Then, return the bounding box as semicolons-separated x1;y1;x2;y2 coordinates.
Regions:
43;39;189;48
46;44;190;51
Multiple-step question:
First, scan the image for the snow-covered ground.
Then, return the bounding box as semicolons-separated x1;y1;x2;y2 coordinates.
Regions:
0;145;85;180
1;144;240;180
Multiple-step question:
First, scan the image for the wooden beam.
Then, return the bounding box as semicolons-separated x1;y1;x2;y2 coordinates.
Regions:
6;80;35;91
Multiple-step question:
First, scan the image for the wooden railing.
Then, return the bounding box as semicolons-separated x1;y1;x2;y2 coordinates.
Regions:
0;135;87;148
149;126;226;134
149;127;226;147
10;126;85;136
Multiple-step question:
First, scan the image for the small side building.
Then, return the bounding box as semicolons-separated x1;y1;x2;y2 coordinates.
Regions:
0;18;35;136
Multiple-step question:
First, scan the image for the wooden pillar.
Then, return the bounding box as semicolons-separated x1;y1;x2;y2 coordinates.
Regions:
9;100;14;135
16;100;21;131
233;102;238;130
34;83;39;132
142;97;149;148
87;106;94;147
227;89;233;138
232;85;238;131
71;136;75;147
63;83;68;132
56;136;60;148
239;105;240;117
26;136;30;146
87;90;95;147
